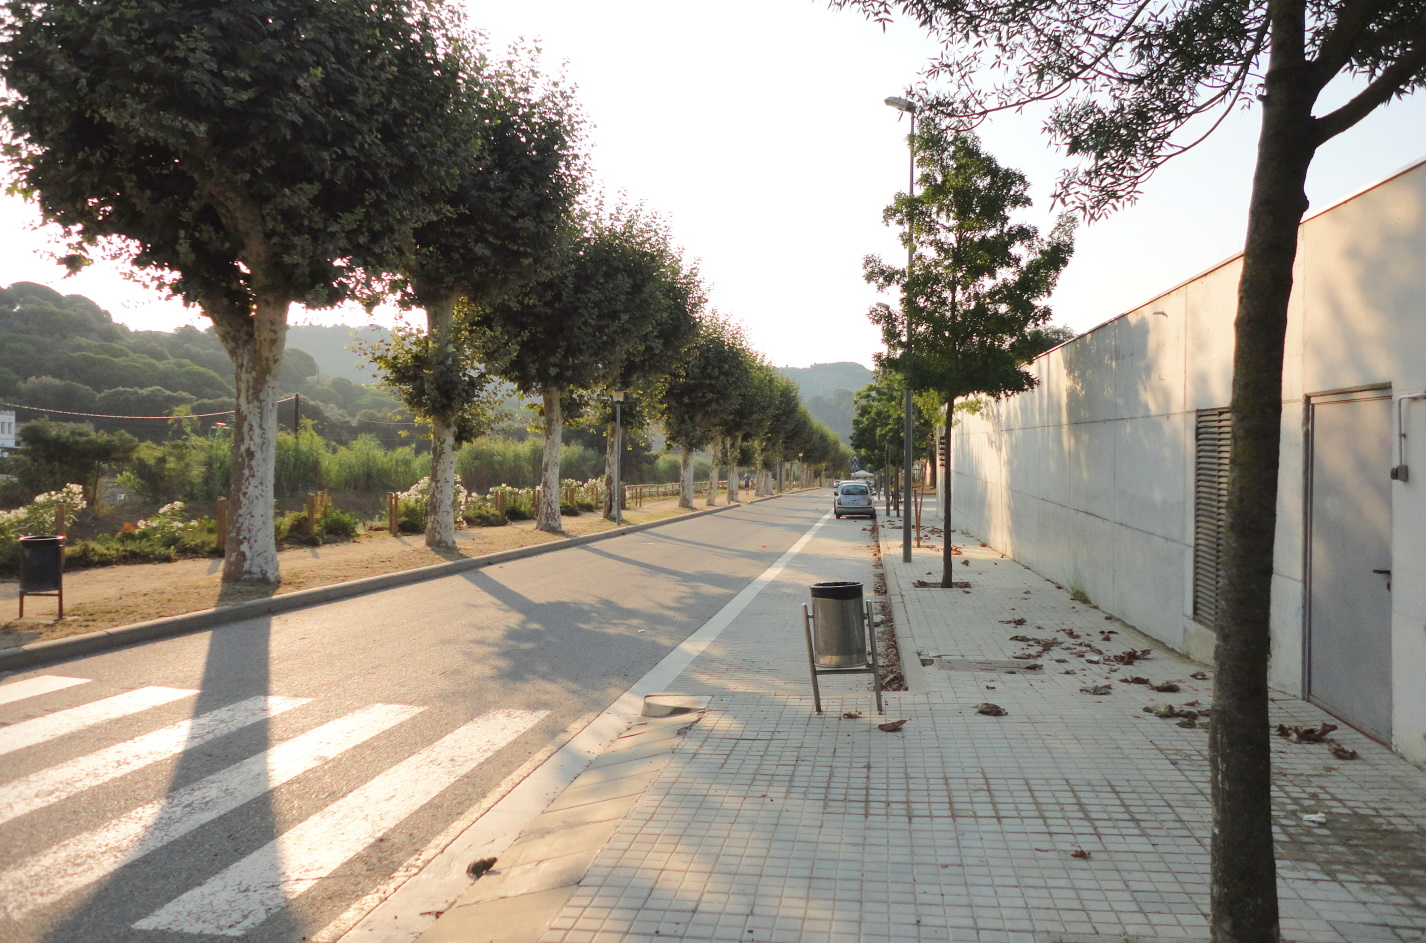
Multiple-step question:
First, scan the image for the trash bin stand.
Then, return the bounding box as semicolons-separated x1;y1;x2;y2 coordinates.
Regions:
801;599;884;715
18;535;65;619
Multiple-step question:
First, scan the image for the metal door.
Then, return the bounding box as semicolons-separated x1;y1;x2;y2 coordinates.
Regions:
1307;389;1393;740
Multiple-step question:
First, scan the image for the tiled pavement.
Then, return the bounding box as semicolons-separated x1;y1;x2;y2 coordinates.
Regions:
419;500;1426;943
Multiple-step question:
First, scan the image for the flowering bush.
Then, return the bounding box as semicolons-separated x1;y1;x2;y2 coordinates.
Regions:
394;477;467;532
0;484;85;540
133;501;201;540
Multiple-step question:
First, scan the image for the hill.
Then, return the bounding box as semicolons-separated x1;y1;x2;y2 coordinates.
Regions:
776;362;873;445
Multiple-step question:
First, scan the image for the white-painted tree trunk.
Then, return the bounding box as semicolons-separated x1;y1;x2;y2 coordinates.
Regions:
537;388;564;534
726;436;742;504
211;298;285;584
602;420;618;520
424;295;461;549
705;440;720;507
678;447;695;509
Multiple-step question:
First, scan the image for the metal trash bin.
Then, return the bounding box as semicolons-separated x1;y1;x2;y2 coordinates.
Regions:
18;535;65;618
808;580;867;667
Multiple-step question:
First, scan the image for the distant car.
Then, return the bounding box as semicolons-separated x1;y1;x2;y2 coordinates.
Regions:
833;481;875;519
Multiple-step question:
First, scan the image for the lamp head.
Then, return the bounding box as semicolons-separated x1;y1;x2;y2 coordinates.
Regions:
884;96;917;114
612;390;626;403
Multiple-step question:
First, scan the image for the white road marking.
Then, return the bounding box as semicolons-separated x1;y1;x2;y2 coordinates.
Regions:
0;674;89;706
135;709;549;936
0;685;196;757
0;703;423;921
0;695;310;826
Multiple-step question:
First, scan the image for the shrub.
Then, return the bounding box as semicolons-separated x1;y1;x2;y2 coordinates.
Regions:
318;508;360;539
503;505;531;521
575;499;596;512
559;502;580;516
463;505;507;527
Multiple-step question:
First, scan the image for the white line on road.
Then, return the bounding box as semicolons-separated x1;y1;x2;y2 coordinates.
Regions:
0;674;90;707
0;685;197;757
0;695;310;826
0;702;423;921
330;506;835;943
134;708;549;937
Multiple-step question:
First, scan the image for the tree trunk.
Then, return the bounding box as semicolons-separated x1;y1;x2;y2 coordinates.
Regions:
1210;17;1317;942
424;293;461;549
727;436;742;504
209;295;287;584
940;396;956;587
706;440;720;507
537;388;564;534
679;447;695;509
603;420;618;519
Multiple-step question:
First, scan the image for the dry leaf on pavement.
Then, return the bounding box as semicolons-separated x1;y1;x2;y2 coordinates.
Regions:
877;719;908;732
1328;742;1358;760
1080;685;1113;695
1150;681;1181;693
976;703;1008;716
842;711;863;719
1070;848;1091;859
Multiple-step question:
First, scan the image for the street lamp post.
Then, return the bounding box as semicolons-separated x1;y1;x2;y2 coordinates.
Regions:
885;95;916;563
611;390;626;525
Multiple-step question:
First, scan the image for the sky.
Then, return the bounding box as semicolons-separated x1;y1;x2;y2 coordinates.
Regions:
2;0;1424;371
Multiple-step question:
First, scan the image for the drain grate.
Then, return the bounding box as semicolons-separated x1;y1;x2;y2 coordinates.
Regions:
936;656;1040;672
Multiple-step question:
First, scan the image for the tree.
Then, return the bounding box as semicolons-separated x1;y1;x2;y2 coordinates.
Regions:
2;0;464;582
473;204;701;534
12;419;137;503
865;128;1073;587
663;315;753;508
850;368;932;509
373;36;587;548
833;2;1426;939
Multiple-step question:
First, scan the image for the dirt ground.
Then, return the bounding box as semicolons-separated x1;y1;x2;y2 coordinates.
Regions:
0;491;755;650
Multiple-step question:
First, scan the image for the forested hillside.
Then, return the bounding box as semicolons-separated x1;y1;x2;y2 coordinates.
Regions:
776;361;872;444
0;282;408;442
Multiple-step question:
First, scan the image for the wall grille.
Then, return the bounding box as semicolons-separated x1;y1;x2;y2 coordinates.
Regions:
1193;407;1232;628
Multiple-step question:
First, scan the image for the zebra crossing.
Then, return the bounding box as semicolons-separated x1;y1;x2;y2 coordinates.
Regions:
0;672;549;938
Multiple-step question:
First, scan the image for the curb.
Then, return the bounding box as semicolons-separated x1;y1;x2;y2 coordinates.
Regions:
1;491;806;672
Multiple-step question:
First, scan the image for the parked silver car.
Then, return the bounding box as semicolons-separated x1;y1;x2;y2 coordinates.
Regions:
833;481;875;519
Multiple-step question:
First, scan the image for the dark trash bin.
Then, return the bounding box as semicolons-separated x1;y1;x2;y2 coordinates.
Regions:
808;580;867;668
19;535;65;617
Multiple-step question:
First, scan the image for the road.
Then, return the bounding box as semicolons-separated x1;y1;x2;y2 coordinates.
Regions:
0;492;833;943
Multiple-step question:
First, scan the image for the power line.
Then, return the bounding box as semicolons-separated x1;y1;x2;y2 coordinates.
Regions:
0;398;292;421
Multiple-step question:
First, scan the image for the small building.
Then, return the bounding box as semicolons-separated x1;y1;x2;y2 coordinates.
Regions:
0;408;16;456
951;155;1426;765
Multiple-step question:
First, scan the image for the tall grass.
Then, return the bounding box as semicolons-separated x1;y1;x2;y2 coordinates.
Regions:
455;438;600;490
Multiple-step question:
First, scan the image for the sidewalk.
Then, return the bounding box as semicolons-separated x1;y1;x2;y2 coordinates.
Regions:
415;509;1426;943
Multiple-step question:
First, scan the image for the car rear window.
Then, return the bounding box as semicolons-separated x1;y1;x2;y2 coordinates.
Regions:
841;484;869;495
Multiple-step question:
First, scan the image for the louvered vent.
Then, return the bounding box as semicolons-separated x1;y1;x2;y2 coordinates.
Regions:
1193;408;1232;628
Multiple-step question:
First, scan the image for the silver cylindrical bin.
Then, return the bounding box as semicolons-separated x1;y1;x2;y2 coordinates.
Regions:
809;581;867;667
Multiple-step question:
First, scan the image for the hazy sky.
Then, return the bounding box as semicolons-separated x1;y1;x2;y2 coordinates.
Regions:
3;0;1424;370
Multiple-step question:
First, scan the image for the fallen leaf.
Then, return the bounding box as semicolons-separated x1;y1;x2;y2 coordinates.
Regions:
877;719;908;732
1061;669;1077;674
1070;848;1091;859
1080;684;1112;695
1276;722;1338;744
1150;681;1181;693
1191;671;1209;680
976;703;1007;716
1328;742;1358;760
467;857;498;879
961;559;970;566
1122;676;1152;685
1184;700;1201;706
999;617;1028;625
1035;847;1052;853
842;711;863;719
1302;813;1327;826
1104;615;1113;621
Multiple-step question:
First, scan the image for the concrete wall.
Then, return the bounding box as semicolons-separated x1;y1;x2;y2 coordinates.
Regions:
952;157;1426;765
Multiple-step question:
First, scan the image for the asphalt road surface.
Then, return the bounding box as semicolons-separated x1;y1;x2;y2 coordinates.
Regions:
0;492;834;943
